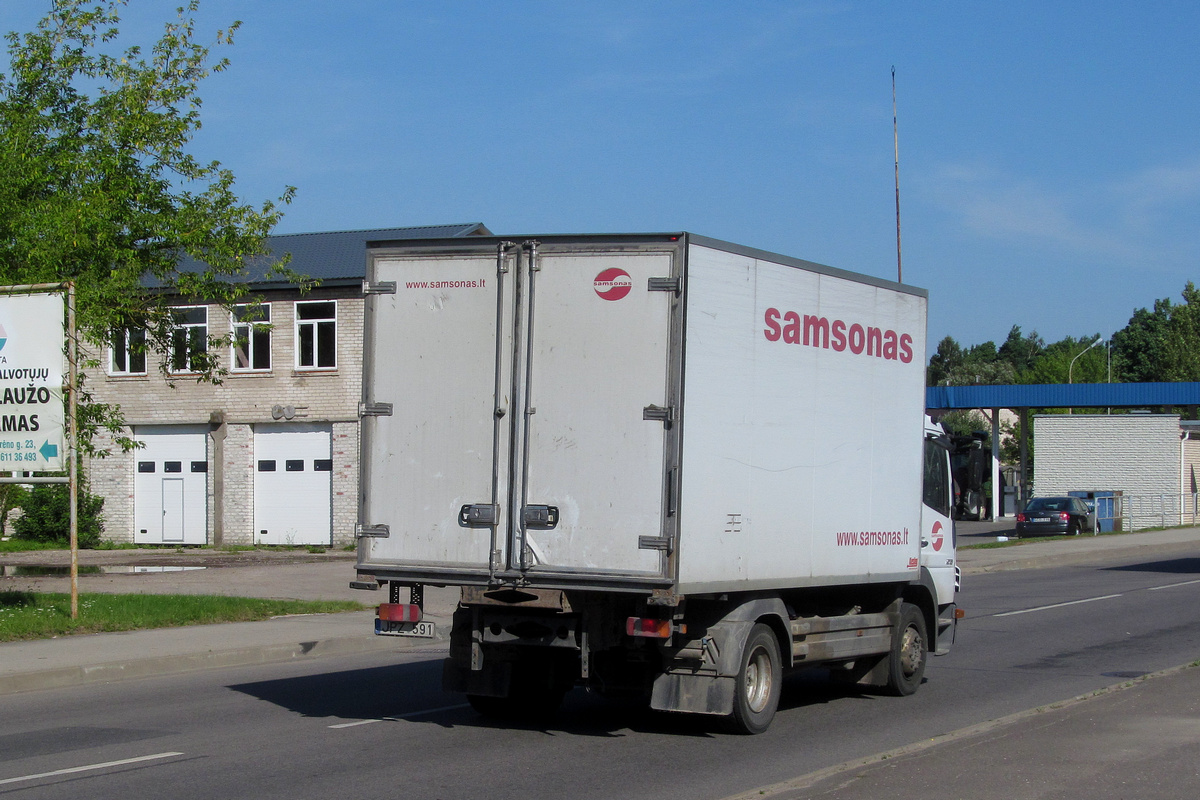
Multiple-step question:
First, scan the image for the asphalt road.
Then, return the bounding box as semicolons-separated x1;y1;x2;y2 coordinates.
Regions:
2;547;1200;799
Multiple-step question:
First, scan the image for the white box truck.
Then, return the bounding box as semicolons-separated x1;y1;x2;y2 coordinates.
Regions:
353;233;960;733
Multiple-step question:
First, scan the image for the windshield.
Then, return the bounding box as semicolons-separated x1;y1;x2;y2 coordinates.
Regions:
1025;498;1068;512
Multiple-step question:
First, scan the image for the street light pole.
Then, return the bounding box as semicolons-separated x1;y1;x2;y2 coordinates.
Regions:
1068;335;1103;414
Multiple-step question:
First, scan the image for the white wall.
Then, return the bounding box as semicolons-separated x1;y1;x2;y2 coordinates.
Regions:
1033;414;1180;498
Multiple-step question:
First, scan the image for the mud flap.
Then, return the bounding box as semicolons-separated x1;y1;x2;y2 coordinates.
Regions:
651;672;736;715
649;615;759;715
828;654;889;687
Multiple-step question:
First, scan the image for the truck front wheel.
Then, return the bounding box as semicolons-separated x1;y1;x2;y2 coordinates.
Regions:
729;623;782;735
885;603;927;696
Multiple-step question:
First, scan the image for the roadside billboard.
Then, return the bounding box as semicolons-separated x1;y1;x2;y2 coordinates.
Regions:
0;292;66;471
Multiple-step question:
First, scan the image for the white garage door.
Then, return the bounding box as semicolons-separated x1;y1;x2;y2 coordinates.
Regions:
133;426;208;545
253;424;332;545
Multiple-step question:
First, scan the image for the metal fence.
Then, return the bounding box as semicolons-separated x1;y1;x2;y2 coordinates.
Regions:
1094;493;1200;532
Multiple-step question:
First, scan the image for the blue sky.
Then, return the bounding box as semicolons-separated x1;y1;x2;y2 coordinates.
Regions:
3;1;1198;357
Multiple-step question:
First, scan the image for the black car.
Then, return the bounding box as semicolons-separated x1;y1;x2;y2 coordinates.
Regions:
1016;496;1093;537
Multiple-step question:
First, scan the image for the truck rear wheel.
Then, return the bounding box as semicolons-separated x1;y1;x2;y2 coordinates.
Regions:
885;603;927;696
729;623;782;735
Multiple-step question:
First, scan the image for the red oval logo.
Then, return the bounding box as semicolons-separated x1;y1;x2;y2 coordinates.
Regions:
594;268;633;301
931;521;944;552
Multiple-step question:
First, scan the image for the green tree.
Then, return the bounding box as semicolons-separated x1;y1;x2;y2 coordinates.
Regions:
0;0;297;452
12;477;105;548
1111;282;1200;383
997;325;1044;375
927;336;1014;386
1019;334;1106;385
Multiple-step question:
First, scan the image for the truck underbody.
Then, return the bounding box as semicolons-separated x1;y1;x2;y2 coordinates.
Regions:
372;574;957;734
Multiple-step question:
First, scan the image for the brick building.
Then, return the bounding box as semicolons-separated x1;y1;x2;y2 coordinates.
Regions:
83;223;490;547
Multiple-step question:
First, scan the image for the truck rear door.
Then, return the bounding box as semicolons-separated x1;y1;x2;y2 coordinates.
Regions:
360;250;513;579
515;246;675;580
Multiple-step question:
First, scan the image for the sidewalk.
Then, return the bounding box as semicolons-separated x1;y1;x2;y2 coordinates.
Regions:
732;662;1200;799
2;526;1199;697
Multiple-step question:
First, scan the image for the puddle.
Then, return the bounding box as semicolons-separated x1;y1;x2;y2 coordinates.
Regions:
0;565;207;577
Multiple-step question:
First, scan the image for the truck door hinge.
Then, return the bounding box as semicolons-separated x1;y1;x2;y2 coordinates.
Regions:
359;402;394;417
648;277;680;295
356;523;390;539
643;404;674;429
362;280;397;295
638;534;674;552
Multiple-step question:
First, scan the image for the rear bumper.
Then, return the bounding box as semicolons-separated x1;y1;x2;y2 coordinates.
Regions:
1015;523;1070;536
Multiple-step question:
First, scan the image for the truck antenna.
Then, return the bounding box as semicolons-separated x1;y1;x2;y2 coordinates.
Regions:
892;66;903;284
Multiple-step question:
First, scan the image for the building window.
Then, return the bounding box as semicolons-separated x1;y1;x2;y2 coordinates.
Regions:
109;329;147;375
232;304;271;371
170;306;208;373
295;300;336;370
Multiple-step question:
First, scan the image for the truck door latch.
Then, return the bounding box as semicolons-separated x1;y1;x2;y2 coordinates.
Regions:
522;505;559;529
459;504;499;528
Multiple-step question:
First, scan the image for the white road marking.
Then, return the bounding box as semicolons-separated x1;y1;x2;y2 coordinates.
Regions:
992;578;1200;617
328;703;471;729
1148;579;1200;591
993;593;1123;617
0;752;184;787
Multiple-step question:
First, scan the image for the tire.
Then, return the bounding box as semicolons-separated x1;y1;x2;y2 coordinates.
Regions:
729;623;783;735
885;603;927;697
1068;520;1080;536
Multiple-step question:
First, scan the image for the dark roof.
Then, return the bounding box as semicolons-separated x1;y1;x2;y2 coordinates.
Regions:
177;223;491;287
927;382;1200;410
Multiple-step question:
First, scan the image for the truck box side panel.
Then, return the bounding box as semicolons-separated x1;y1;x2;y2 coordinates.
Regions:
360;254;508;572
676;243;927;593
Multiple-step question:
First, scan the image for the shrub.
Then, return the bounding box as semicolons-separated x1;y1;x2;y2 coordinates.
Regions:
11;480;105;549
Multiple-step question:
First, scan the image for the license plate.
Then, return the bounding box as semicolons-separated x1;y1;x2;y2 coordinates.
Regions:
375;619;436;638
1032;517;1051;523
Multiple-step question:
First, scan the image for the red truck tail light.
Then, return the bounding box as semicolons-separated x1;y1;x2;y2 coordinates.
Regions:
378;603;422;623
626;617;676;639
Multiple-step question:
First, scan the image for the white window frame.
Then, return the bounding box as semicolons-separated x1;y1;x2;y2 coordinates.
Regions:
169;305;208;373
231;303;272;372
109;328;147;376
295;300;337;370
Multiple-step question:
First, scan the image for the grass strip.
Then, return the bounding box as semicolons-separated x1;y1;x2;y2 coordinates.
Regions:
0;591;365;642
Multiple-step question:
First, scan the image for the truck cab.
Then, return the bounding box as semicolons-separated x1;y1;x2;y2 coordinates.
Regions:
921;416;960;654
